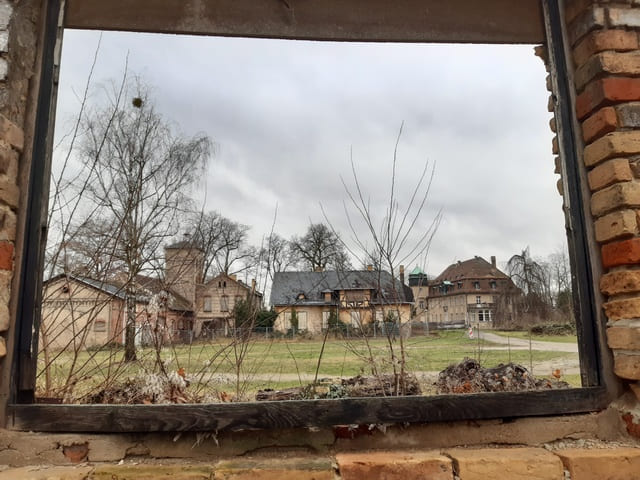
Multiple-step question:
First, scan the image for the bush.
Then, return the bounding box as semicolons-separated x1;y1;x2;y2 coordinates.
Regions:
529;322;576;336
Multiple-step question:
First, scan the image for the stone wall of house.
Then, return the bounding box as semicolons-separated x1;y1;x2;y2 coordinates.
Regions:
2;0;640;477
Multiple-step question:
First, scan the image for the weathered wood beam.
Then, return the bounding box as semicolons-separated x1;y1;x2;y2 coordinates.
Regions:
64;0;544;44
8;387;608;432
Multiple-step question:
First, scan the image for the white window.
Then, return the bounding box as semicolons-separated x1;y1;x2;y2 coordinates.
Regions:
94;319;106;332
322;311;330;329
350;311;360;327
297;311;308;330
476;295;481;305
203;296;212;312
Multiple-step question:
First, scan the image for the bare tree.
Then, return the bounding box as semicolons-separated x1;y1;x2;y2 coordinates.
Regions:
290;223;352;271
76;80;211;361
507;247;552;322
185;211;252;278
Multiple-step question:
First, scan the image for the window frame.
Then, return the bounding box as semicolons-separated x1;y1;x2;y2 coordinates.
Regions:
6;0;614;433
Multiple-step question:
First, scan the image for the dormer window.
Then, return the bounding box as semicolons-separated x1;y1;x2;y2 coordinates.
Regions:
474;281;480;290
297;292;306;300
490;281;497;290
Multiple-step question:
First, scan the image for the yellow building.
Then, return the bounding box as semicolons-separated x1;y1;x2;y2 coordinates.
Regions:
426;256;519;328
270;270;413;335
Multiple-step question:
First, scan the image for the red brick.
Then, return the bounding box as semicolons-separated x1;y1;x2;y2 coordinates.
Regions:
555;448;640;480
601;269;640;295
588;158;632;191
576;77;640;119
63;443;89;463
0;241;13;270
607;326;640;350
601;237;640;268
573;29;640;68
582;106;617;143
336;451;452;480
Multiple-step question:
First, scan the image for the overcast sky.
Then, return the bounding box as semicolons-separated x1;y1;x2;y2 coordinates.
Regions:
53;29;565;278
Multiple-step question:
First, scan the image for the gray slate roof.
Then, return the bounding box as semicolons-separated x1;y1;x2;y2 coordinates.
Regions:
270;270;413;306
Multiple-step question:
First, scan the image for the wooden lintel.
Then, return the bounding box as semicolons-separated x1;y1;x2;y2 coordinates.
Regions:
64;0;545;44
8;387;607;433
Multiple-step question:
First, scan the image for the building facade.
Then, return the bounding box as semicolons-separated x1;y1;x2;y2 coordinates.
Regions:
426;256;519;328
270;269;413;335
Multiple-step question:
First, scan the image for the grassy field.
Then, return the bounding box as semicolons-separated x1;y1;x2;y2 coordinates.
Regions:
492;330;578;343
37;330;579;401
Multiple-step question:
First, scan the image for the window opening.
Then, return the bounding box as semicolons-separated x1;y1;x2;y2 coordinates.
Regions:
7;0;608;433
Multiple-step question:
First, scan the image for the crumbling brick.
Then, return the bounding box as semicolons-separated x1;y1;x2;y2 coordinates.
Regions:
588;158;632;191
573;29;640;68
604;297;640;321
594;209;637;242
616;101;640;128
584;131;640;167
576;77;640;119
555;448;640;480
575;51;640;91
607;326;640;350
569;7;606;46
591;181;640;216
608;6;640;29
0;114;23;151
601;269;640;295
614;353;640;380
447;447;564;480
336;451;452;480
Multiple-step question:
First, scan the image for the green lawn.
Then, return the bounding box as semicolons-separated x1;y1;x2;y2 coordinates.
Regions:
36;330;579;402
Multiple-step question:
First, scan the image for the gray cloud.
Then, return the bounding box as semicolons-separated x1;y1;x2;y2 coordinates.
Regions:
54;30;564;277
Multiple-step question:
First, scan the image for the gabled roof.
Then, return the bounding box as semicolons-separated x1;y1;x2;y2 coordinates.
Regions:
204;272;263;298
270;270;413;306
434;256;509;283
44;273;192;311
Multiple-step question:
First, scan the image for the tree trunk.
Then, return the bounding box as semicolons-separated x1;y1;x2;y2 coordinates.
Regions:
124;283;137;362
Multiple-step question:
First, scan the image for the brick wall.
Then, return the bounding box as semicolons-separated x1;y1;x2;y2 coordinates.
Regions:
0;0;17;385
0;0;638;477
564;0;640;427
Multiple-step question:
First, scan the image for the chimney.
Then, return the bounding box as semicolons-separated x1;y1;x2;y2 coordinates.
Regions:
230;274;237;281
314;266;323;272
367;264;373;271
400;265;405;285
491;256;496;268
251;278;256;292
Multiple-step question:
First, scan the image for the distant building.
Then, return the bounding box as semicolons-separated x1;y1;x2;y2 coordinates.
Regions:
41;238;263;351
408;266;429;324
427;256;519;328
270;268;414;334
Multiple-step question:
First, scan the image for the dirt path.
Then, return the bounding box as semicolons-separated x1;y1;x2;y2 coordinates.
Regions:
479;331;578;353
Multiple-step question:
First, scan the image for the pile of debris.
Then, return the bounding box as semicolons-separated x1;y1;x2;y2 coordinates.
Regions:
82;371;193;404
435;358;570;394
256;373;421;401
